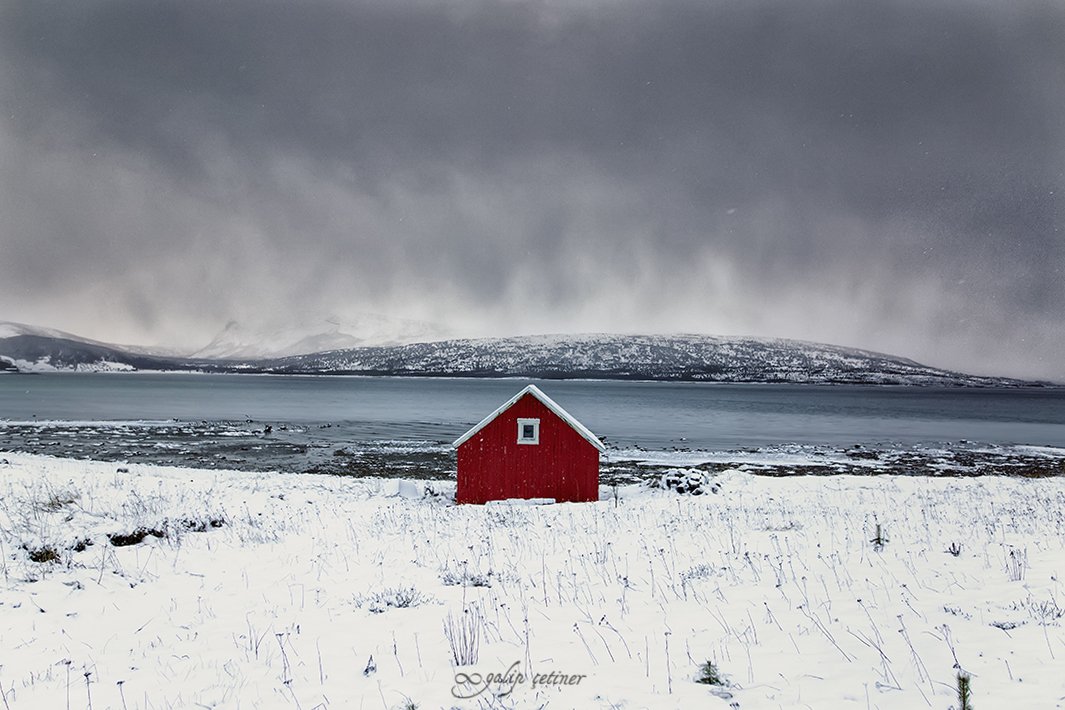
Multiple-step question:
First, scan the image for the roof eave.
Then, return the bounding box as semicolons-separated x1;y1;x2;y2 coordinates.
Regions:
452;384;605;452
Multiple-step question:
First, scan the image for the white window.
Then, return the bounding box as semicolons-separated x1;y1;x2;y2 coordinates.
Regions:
517;418;540;445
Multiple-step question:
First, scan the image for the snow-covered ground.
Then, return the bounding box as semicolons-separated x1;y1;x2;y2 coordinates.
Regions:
0;453;1063;709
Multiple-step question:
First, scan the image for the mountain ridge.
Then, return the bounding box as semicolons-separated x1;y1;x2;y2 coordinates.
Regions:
0;321;1048;386
190;314;451;359
259;332;1027;386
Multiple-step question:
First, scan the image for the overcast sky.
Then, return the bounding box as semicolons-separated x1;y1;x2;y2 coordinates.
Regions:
1;0;1063;380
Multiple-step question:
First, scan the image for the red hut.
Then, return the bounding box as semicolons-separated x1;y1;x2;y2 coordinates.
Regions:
453;384;604;504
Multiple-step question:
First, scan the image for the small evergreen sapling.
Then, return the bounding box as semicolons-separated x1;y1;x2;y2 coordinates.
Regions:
957;671;973;710
695;660;723;685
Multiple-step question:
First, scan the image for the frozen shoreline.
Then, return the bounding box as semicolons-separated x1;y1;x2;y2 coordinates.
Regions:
1;452;1064;708
4;416;1065;483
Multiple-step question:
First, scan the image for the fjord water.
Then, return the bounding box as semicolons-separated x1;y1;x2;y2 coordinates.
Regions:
2;373;1064;449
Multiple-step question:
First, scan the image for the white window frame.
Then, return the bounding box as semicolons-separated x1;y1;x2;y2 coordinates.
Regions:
516;418;540;445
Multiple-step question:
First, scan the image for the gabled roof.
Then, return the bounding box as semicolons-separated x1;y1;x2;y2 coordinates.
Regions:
452;384;605;452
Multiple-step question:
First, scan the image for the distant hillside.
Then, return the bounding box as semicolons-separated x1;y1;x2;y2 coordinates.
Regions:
0;334;178;373
190;314;451;359
0;322;1042;386
258;333;1030;386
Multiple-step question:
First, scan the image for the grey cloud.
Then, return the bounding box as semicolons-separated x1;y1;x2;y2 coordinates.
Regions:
0;0;1062;379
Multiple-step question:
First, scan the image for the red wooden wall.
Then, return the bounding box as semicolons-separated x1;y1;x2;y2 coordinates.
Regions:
456;393;600;504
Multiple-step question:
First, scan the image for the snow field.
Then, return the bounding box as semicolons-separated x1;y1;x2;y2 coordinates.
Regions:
0;453;1063;709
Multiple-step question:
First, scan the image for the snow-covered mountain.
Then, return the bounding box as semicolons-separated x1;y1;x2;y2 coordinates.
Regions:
0;321;185;363
0;322;1043;385
0;321;102;343
0;321;178;373
191;315;451;359
259;333;1031;386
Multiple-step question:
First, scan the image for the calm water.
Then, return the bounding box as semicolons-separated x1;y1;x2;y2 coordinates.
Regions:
2;373;1064;449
